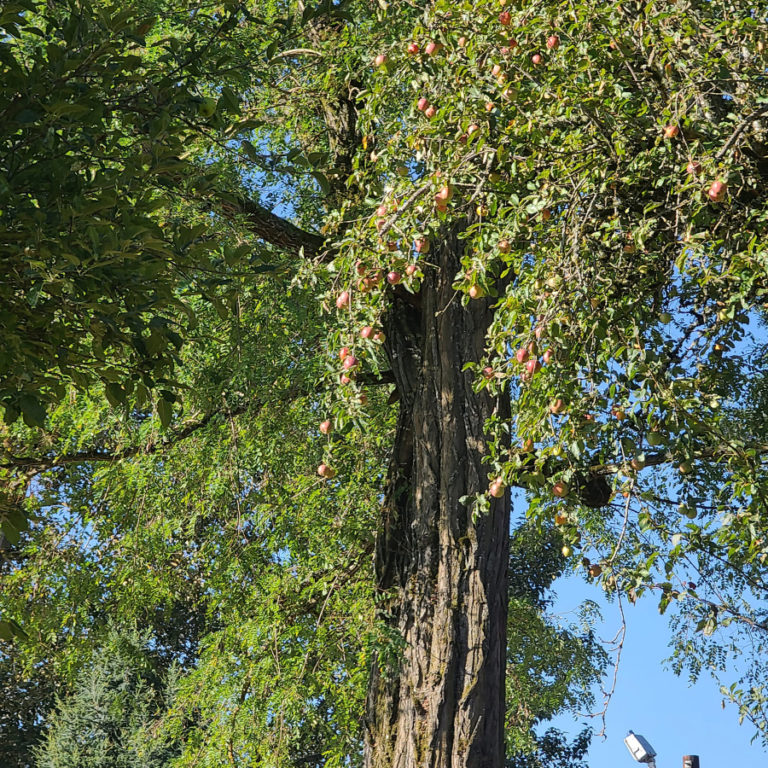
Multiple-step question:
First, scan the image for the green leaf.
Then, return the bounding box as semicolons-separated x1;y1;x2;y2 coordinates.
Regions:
19;394;46;428
156;398;173;428
105;382;126;407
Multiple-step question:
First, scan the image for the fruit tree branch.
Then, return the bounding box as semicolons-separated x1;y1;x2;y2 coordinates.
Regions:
218;194;326;260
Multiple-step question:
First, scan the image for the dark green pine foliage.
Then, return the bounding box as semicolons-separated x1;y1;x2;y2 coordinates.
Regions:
35;629;179;768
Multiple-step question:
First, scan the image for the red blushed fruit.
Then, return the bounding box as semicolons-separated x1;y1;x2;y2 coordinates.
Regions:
515;347;529;364
319;420;332;434
468;284;484;299
492;63;503;77
552;481;569;498
372;331;385;342
435;185;452;202
540;208;551;221
338;346;351;361
546;35;560;49
531;53;542;64
342;355;358;370
317;463;329;477
407;42;419;55
340;373;352;385
526;358;541;374
550;398;565;414
424;105;436;119
708;180;727;202
376;203;388;217
467;123;480;136
498;239;511;253
414;238;429;253
612;408;626;421
417;97;429;111
374;53;388;68
424;41;440;55
542;348;553;364
499;11;511;25
508;38;518;49
360;326;373;339
336;291;350;309
482;366;495;379
521;437;535;452
387;271;402;285
405;264;418;276
485;101;495;112
458;36;467;48
355;260;367;276
535;325;544;340
664;124;679;139
489;478;505;497
686;160;702;176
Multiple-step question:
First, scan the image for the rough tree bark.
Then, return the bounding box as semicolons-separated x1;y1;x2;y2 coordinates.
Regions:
365;227;511;768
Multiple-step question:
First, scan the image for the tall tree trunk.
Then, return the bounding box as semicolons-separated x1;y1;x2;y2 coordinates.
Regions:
365;229;511;768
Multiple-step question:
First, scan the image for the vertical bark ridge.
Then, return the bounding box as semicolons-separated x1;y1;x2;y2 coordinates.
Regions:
365;228;511;768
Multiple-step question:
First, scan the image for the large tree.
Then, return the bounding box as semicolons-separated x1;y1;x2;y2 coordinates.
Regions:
1;1;768;767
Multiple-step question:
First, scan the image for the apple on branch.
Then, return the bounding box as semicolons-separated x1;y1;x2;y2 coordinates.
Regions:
707;180;727;202
525;358;541;374
489;477;505;497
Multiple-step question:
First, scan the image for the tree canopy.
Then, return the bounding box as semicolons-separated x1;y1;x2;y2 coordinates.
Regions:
1;0;767;766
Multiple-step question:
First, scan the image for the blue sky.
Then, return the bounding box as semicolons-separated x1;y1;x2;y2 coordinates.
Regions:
549;573;767;768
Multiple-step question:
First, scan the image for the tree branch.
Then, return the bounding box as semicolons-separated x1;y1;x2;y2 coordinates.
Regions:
218;194;326;260
0;371;396;475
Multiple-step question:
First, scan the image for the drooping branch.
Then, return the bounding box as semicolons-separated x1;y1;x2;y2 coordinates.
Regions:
0;372;396;476
0;400;253;476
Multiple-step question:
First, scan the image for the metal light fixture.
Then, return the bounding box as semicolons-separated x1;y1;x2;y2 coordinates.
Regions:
624;730;658;768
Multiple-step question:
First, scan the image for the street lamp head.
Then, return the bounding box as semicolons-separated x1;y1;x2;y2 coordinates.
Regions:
624;731;658;764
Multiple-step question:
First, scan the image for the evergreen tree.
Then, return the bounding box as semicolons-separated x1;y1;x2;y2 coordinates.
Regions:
35;630;178;768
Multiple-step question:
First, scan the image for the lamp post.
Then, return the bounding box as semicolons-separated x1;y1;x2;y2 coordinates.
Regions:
624;730;700;768
624;730;658;768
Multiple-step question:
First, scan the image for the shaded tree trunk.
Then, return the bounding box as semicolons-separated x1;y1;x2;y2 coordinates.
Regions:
365;229;511;768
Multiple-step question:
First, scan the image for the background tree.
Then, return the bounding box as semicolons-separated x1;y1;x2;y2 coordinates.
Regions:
35;628;179;768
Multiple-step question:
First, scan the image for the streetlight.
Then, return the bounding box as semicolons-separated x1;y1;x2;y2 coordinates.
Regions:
624;730;700;768
624;731;658;768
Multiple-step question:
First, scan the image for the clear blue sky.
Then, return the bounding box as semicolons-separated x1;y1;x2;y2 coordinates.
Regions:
548;573;767;768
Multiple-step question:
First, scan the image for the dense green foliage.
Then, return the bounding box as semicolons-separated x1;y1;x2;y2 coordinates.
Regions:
1;0;767;765
36;629;179;768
